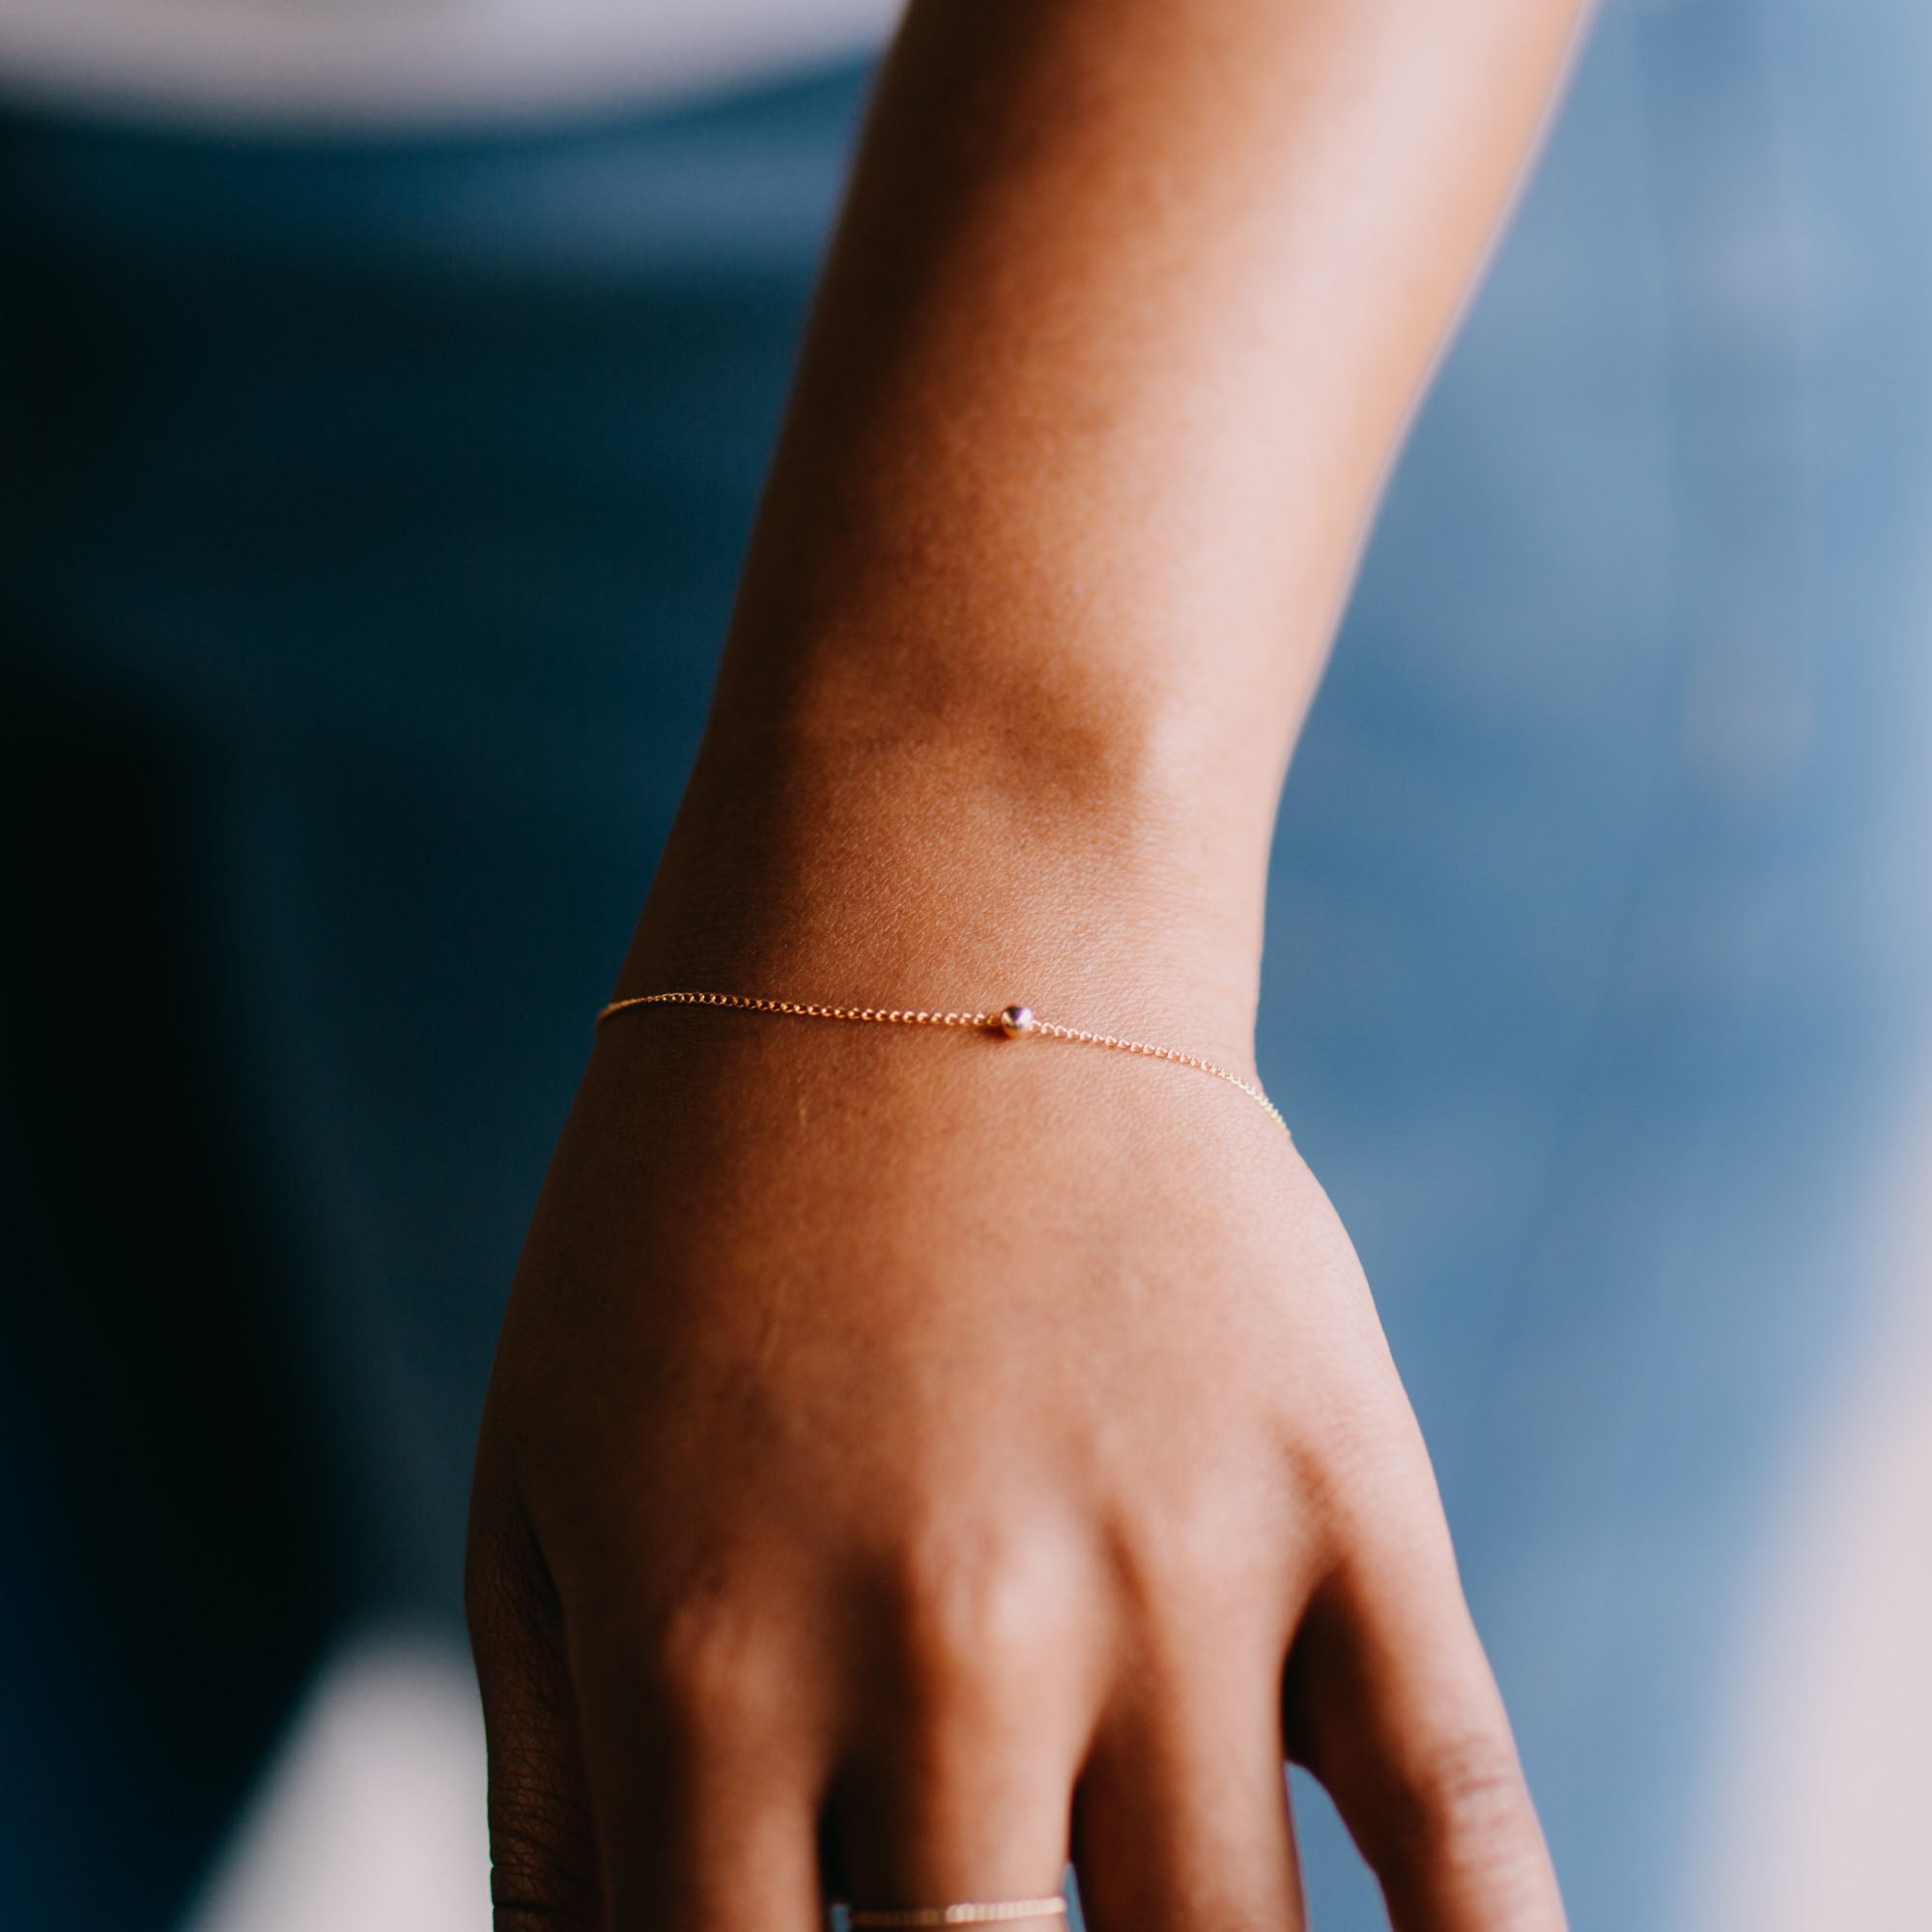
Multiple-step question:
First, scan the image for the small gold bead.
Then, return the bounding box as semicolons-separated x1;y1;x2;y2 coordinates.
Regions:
999;1004;1037;1037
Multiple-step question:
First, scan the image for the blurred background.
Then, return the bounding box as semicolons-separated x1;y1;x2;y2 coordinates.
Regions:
1;1;1929;1928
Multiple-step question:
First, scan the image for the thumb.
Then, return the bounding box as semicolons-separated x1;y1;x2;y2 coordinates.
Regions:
467;1500;603;1930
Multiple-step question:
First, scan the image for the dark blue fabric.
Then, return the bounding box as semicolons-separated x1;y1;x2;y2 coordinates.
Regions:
0;66;872;1930
2;7;1929;1926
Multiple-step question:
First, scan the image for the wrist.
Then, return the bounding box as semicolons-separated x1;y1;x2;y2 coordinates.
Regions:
620;672;1273;1065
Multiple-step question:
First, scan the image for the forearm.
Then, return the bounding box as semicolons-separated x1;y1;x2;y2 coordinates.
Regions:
628;0;1587;1050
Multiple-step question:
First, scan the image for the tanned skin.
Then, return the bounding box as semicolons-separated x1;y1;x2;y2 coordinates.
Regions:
467;2;1590;1926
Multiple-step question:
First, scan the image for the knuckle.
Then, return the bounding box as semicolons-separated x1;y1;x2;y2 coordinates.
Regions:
1369;1729;1540;1875
1102;1508;1223;1627
884;1517;1067;1702
640;1589;785;1735
1101;1475;1301;1647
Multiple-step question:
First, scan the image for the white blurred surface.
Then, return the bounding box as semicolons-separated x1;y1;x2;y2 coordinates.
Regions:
0;0;901;127
185;1634;489;1932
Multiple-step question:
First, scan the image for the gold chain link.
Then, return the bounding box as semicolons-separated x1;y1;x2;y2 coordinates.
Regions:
595;990;1289;1135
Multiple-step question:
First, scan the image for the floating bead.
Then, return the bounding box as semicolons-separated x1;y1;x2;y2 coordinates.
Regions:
998;1004;1037;1037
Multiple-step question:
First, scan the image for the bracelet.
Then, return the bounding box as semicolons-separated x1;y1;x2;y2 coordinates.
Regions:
594;990;1289;1134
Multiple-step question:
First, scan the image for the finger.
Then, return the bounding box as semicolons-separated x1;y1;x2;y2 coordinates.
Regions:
466;1507;603;1930
1286;1527;1563;1931
1073;1620;1305;1932
572;1591;829;1932
833;1542;1092;1916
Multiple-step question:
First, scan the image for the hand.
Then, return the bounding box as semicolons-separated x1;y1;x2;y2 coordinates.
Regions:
466;0;1589;1908
466;993;1564;1930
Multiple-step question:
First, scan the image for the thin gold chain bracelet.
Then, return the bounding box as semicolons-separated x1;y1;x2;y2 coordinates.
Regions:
594;990;1289;1136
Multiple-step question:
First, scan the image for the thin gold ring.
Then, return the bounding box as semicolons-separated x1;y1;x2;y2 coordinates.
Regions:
845;1900;1067;1927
